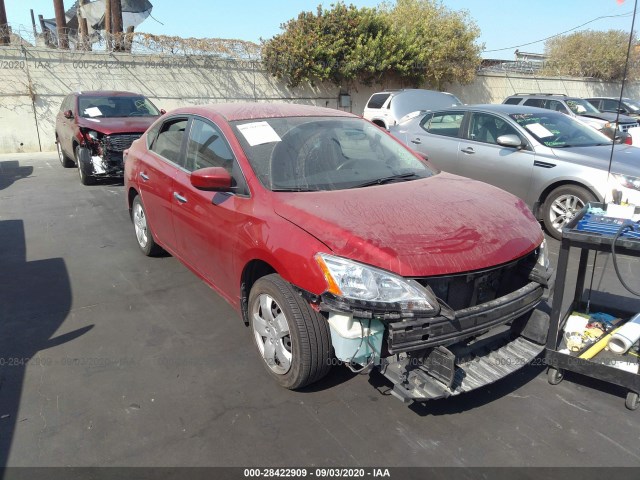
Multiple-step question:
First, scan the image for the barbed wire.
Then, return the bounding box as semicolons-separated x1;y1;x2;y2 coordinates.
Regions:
0;23;261;60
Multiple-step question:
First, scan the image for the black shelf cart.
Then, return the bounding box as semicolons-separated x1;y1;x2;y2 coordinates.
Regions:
545;203;640;410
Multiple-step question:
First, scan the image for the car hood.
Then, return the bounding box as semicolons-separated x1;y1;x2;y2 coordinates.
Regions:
580;112;638;124
77;116;159;135
272;173;543;277
549;144;640;176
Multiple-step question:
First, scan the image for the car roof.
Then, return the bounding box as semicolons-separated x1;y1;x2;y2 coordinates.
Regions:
74;90;148;97
167;102;358;122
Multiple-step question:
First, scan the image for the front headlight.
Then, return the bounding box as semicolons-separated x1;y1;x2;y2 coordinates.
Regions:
612;173;640;192
537;239;549;270
315;253;439;314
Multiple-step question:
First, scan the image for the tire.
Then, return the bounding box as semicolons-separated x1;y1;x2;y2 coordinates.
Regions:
75;146;96;186
56;137;75;168
547;367;564;385
626;391;639;411
131;195;162;256
543;185;596;240
249;274;332;389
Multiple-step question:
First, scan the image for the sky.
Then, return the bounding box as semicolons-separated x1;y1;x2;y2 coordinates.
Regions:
4;0;638;59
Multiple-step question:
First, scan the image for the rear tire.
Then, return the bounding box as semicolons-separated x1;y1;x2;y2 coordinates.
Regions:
131;195;162;256
626;391;639;411
76;146;96;186
56;138;75;168
547;367;564;385
543;185;596;240
249;274;332;389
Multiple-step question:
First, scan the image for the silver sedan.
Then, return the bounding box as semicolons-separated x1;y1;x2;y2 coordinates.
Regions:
390;104;640;239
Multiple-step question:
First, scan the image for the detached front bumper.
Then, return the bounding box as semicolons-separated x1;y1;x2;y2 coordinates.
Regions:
318;258;554;404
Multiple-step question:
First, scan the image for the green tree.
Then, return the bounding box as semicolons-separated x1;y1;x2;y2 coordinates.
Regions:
261;0;482;89
543;30;638;81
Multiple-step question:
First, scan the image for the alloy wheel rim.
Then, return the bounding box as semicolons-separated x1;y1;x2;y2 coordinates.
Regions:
251;294;292;375
550;194;585;232
133;203;148;248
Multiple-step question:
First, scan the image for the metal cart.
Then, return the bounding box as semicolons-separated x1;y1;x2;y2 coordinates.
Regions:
545;203;640;410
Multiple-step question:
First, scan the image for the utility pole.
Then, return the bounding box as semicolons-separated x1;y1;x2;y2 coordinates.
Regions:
30;9;38;40
111;0;123;51
53;0;68;49
78;0;90;50
104;0;111;51
0;0;10;46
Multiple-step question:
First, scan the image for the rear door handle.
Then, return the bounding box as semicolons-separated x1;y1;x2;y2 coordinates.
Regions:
173;192;187;204
461;147;475;154
140;172;149;181
410;138;422;145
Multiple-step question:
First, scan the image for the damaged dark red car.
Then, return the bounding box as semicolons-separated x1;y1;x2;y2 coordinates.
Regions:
55;90;163;185
124;103;554;404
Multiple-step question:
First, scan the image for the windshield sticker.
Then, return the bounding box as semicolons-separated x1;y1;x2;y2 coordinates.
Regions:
84;107;103;117
525;123;554;138
237;121;281;146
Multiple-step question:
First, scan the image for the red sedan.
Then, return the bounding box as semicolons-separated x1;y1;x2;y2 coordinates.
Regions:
124;103;553;403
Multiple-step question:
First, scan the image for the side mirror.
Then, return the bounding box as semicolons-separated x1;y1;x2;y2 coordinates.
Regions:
190;167;233;191
64;110;73;119
160;109;166;115
496;134;523;149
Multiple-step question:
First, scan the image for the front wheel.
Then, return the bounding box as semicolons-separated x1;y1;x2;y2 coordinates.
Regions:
543;185;596;240
75;146;96;185
249;274;332;389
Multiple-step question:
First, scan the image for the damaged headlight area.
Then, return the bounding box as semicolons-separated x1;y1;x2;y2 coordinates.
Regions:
314;253;440;317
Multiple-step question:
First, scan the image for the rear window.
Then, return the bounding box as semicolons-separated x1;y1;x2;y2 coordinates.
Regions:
367;93;391;109
504;97;522;105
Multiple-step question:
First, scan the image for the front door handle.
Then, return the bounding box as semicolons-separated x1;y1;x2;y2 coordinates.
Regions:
461;147;475;154
410;138;422;145
140;172;149;181
173;192;187;204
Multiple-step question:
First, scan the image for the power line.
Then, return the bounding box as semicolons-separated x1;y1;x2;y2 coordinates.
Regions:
484;11;634;53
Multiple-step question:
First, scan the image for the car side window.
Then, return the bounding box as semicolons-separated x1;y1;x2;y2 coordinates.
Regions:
602;99;619;112
146;122;162;149
503;97;522;105
367;93;390;109
547;100;569;114
523;98;545;108
469;113;519;145
185;119;234;173
150;118;188;164
185;118;250;196
421;111;464;138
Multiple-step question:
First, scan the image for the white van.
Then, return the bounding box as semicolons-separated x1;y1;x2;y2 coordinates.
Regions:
363;89;463;130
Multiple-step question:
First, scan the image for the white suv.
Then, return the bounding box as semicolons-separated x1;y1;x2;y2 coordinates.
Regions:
363;89;463;130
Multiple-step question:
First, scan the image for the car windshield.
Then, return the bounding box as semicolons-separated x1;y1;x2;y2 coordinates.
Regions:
78;96;160;118
510;111;613;148
232;116;434;191
565;98;601;115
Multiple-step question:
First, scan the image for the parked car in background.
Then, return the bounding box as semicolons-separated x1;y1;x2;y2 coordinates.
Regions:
55;90;164;185
503;93;638;143
586;97;640;118
363;89;463;130
390;104;640;239
124;102;553;403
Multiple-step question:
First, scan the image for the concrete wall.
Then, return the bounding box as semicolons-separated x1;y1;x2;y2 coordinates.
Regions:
1;45;639;154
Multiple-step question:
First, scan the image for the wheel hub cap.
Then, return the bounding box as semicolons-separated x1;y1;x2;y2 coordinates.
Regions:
252;294;292;375
133;203;148;248
550;194;585;232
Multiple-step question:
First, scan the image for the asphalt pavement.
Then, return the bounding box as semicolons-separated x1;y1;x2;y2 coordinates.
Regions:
1;152;639;468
